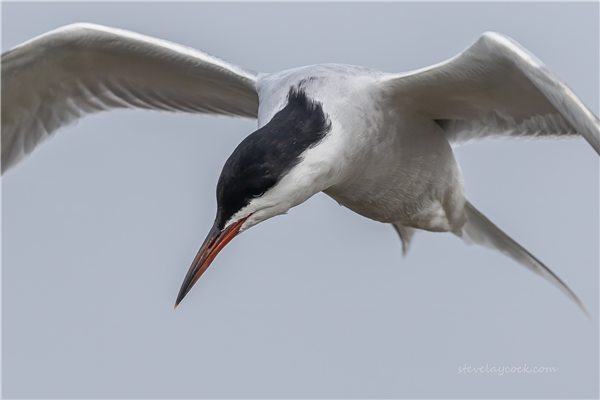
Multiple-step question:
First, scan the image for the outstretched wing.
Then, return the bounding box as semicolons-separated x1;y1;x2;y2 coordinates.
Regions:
1;23;260;172
378;32;599;154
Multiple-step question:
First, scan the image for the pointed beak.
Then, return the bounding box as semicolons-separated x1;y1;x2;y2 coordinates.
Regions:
174;215;250;308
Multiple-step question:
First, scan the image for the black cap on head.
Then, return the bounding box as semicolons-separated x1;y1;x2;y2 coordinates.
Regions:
215;86;331;230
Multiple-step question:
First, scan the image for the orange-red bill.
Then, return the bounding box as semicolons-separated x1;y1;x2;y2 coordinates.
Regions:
174;215;250;308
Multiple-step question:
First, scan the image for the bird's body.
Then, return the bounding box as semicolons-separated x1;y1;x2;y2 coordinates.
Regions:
2;23;598;313
257;65;464;232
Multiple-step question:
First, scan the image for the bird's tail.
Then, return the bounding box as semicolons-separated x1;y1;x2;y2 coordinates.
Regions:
453;200;589;318
391;223;417;257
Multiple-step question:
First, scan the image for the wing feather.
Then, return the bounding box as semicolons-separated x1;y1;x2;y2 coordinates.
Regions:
1;23;260;172
379;32;599;153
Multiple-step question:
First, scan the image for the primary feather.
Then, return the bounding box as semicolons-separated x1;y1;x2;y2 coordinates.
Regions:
1;23;259;172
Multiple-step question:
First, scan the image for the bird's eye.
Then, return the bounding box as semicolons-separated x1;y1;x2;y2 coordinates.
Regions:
248;178;276;199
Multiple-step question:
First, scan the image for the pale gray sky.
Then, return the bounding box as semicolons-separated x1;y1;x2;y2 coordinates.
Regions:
2;2;598;399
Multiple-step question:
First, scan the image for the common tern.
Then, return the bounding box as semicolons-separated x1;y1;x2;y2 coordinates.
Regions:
2;23;598;314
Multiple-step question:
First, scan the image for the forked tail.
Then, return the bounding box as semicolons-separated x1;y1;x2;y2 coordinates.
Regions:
454;201;589;318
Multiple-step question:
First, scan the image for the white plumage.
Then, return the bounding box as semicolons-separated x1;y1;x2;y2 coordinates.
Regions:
2;23;598;314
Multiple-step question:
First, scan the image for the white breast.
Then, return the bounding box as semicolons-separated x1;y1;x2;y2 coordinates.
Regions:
256;65;467;232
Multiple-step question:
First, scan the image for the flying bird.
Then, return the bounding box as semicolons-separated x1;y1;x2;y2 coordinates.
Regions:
2;23;598;314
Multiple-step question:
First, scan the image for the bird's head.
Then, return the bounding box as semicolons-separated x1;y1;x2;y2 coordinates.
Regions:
175;87;333;307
